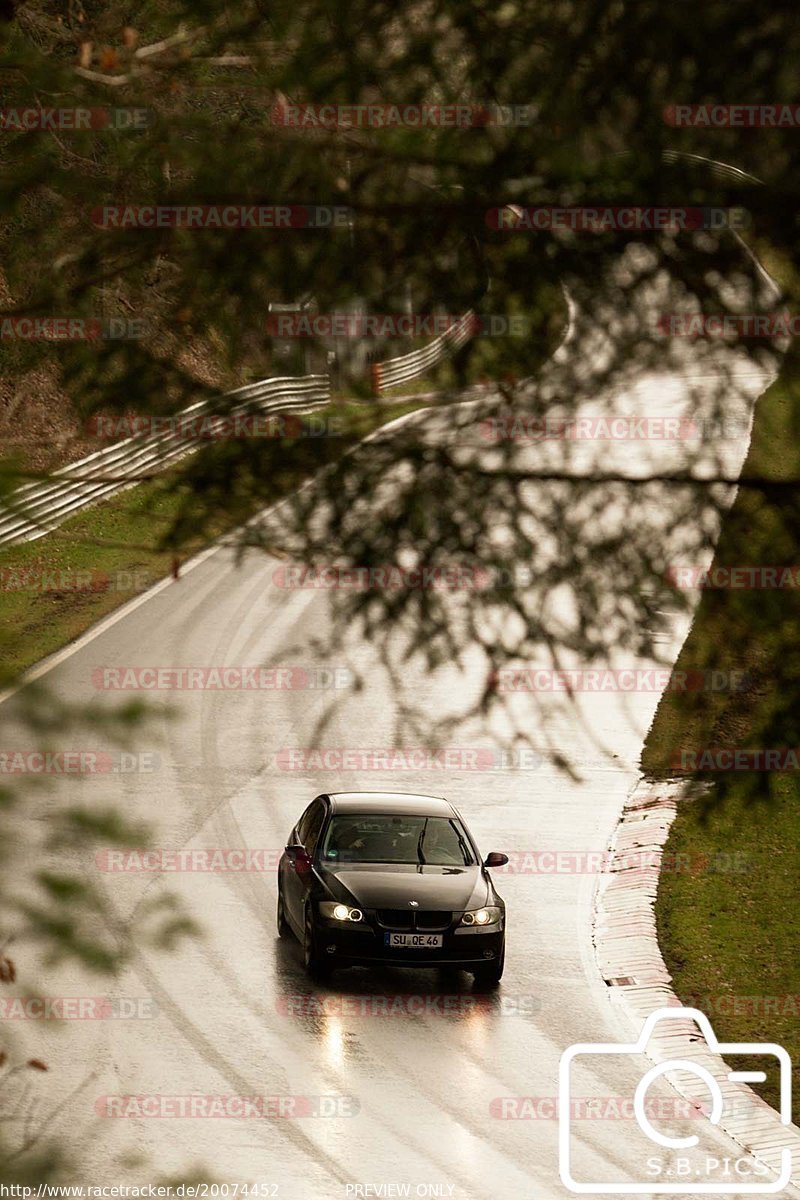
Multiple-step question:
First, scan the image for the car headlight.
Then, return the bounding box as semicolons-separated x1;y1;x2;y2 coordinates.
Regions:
319;901;364;923
460;906;501;927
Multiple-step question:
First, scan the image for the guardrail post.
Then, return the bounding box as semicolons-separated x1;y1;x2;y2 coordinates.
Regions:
370;362;383;397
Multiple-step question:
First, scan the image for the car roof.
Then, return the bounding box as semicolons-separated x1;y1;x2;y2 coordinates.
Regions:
325;791;456;817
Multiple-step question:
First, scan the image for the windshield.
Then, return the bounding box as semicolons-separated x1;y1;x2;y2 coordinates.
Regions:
321;814;474;866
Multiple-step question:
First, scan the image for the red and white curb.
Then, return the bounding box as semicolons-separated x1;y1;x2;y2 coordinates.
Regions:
593;777;800;1192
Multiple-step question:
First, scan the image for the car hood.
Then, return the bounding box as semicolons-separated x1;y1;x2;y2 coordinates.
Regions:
319;863;488;911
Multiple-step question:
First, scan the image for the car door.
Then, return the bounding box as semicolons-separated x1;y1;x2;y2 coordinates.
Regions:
282;797;326;930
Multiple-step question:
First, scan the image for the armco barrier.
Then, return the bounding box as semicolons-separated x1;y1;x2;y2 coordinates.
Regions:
373;311;476;393
0;309;477;547
0;375;330;547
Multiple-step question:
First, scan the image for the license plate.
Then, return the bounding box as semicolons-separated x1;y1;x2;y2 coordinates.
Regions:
384;932;443;949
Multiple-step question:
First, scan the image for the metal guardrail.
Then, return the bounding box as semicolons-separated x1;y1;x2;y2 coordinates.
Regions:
0;306;478;547
660;149;763;187
370;310;477;393
0;375;330;548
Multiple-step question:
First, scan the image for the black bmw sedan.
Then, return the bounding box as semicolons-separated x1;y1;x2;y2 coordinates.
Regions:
277;791;508;986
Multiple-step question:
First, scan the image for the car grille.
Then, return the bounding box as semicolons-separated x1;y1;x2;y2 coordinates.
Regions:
376;909;452;932
415;910;452;931
376;909;413;930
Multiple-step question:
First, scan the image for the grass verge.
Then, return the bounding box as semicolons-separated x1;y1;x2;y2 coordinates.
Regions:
655;780;800;1120
642;290;800;1119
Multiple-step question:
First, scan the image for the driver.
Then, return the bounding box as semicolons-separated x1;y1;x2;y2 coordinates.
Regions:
423;820;463;865
330;820;366;855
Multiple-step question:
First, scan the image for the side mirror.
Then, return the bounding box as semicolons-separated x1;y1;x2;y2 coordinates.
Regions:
484;852;509;868
286;844;313;875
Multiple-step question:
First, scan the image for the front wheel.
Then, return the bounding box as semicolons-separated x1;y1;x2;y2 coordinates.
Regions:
303;907;332;980
473;944;505;990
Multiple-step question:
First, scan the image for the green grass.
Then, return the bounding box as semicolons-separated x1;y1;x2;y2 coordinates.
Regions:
656;780;800;1120
0;474;196;679
644;315;800;1119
